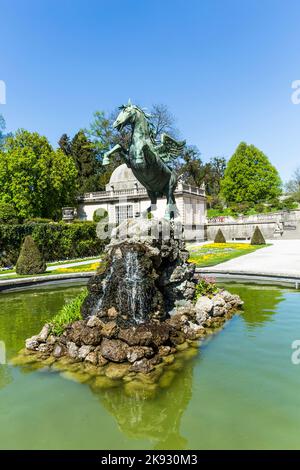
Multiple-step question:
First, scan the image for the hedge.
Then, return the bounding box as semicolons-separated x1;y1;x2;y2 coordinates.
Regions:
0;221;107;267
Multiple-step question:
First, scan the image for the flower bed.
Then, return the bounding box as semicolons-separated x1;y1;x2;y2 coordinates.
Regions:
188;242;266;267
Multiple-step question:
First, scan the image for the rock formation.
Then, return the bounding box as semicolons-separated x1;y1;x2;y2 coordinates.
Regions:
82;218;197;325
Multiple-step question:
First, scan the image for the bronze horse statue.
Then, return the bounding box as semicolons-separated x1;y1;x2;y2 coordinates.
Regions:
103;101;185;219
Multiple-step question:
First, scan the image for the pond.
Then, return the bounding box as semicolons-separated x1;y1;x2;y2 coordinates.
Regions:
0;282;300;449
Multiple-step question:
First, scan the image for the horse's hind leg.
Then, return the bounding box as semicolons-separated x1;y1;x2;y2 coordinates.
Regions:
146;191;157;216
165;172;178;220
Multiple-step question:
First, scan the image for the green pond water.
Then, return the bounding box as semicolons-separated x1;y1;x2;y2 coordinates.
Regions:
0;282;300;450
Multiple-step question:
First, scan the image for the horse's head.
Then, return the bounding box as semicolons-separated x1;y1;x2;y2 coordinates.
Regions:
113;100;149;131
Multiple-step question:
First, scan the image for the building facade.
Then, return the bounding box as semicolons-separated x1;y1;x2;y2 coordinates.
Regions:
77;164;207;240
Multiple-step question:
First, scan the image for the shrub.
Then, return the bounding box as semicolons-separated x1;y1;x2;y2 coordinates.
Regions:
214;229;226;243
0;202;19;224
50;289;87;336
16;235;46;275
0;221;107;267
250;226;266;245
24;217;54;224
195;277;219;299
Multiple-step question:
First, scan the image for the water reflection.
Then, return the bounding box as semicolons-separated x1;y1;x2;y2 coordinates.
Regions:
90;360;194;449
222;284;284;328
0;365;12;389
0;285;86;359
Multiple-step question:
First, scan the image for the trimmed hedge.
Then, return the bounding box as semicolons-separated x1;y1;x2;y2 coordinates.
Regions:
251;226;266;245
16;235;46;275
214;228;226;243
0;221;107;267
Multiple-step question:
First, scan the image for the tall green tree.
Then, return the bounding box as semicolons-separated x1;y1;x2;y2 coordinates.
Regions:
221;142;282;204
286;168;300;201
0;114;6;148
71;130;100;193
58;133;72;155
0;130;77;219
204;157;226;196
178;146;205;186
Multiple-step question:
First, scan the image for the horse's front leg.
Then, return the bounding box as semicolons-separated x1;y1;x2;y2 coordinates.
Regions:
103;144;130;166
103;144;122;165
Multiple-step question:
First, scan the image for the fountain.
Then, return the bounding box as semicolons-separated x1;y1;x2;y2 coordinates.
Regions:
19;101;243;384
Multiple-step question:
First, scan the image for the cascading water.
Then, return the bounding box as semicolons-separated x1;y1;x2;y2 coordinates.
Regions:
122;251;147;324
87;244;161;325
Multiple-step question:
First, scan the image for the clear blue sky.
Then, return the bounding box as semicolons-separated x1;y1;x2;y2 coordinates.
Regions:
1;0;300;182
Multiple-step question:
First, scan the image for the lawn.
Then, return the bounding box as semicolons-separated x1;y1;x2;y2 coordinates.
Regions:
0;255;101;275
188;242;267;267
0;261;101;281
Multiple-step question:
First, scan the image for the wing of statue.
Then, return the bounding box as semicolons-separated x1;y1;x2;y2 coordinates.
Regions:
156;133;186;163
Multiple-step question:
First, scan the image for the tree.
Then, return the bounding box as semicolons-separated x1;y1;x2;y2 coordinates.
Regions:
71;130;100;194
58;133;72;156
286;168;300;201
0;114;6;148
0;130;77;219
149;103;178;140
85;111;113;157
178;146;205;186
204;157;227;196
16;235;46;274
221;142;282;205
0;202;18;224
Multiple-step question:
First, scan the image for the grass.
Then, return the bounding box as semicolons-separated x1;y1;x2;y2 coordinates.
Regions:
0;261;101;280
188;242;268;267
0;255;101;275
50;289;87;336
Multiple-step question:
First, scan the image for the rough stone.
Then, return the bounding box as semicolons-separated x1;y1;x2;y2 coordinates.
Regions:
37;343;53;354
195;296;213;315
37;324;50;342
118;326;152;346
67;321;85;345
25;336;39;351
78;345;94;360
53;343;66;358
126;346;154;363
80;327;102;346
97;353;109;366
100;321;119;339
85;351;98;365
158;345;172;357
86;315;102;328
100;338;129;362
129;358;155;373
81;220;198;323
107;307;118;319
67;341;79;359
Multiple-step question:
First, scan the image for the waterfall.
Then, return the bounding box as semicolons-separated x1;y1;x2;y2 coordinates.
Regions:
123;251;146;324
92;249;149;324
